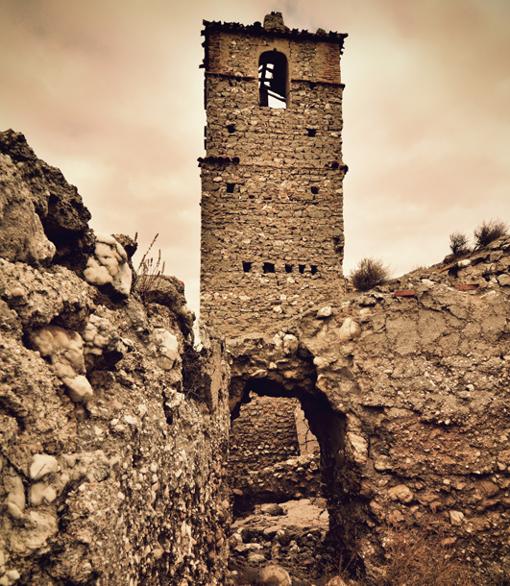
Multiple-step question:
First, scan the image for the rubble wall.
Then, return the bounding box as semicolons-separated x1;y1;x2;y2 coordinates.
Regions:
229;394;322;510
200;15;346;337
230;395;300;475
228;239;510;581
0;131;231;586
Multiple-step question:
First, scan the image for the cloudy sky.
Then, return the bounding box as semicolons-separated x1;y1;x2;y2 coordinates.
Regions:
1;0;509;313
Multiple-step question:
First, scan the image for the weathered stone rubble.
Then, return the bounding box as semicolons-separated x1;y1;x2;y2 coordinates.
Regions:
227;236;510;583
0;154;55;264
83;234;133;297
230;498;330;585
232;396;301;474
0;131;231;585
232;454;321;511
230;392;321;520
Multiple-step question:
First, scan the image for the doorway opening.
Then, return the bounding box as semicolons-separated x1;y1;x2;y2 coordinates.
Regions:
228;374;360;582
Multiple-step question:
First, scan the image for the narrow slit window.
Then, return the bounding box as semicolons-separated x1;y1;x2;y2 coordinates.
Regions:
311;186;319;195
311;265;318;275
298;264;306;274
226;183;235;193
285;263;293;273
307;128;316;137
227;124;236;133
258;51;288;109
263;262;276;273
242;261;252;273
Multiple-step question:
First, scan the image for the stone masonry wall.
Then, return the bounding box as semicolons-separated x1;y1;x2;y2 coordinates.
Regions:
230;396;299;477
200;14;347;338
229;394;321;507
0;131;231;586
227;237;510;582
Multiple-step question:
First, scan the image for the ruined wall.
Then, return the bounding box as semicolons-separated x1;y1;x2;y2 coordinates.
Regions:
229;394;321;509
0;131;231;586
200;13;347;337
228;238;510;582
230;395;300;473
231;454;321;511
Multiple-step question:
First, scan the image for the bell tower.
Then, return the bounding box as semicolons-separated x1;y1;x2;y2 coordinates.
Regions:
200;12;347;337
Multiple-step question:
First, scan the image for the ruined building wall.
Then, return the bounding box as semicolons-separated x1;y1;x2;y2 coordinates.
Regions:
228;239;510;581
0;131;231;586
229;395;321;504
200;16;347;337
230;395;300;475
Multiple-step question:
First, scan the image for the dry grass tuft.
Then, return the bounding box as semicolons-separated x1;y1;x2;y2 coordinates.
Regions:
374;530;477;586
449;232;470;257
350;258;388;292
474;220;507;249
135;233;166;301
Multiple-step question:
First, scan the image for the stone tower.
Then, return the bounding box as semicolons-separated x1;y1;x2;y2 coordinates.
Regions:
200;12;347;337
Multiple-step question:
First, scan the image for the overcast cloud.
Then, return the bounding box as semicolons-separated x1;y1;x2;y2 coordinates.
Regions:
1;0;509;313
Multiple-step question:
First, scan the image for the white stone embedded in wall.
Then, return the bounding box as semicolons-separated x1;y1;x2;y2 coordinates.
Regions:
30;325;94;403
152;327;180;370
337;317;361;342
84;234;132;296
29;454;59;480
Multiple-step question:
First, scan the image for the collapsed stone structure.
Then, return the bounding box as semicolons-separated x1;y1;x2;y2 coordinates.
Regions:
230;396;301;483
0;130;231;585
229;395;320;507
198;12;510;585
226;246;510;583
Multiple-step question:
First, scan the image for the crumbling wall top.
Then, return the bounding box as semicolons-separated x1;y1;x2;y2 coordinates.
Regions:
202;12;347;48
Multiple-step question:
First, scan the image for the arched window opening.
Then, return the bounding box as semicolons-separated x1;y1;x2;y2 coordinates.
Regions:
258;50;288;109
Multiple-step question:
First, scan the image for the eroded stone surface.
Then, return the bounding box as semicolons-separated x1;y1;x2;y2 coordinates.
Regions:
258;564;292;585
0;134;231;585
84;234;133;297
227;235;510;581
29;325;94;403
0;129;92;268
0;154;55;264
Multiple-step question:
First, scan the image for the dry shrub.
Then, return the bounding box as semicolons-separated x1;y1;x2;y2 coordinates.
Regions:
375;530;477;586
474;220;507;249
350;258;388;292
135;233;166;301
449;232;470;257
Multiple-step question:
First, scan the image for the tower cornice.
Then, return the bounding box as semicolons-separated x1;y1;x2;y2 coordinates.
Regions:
202;19;347;49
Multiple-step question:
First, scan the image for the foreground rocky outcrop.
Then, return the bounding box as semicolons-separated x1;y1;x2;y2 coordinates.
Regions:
0;130;92;270
0;131;230;585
